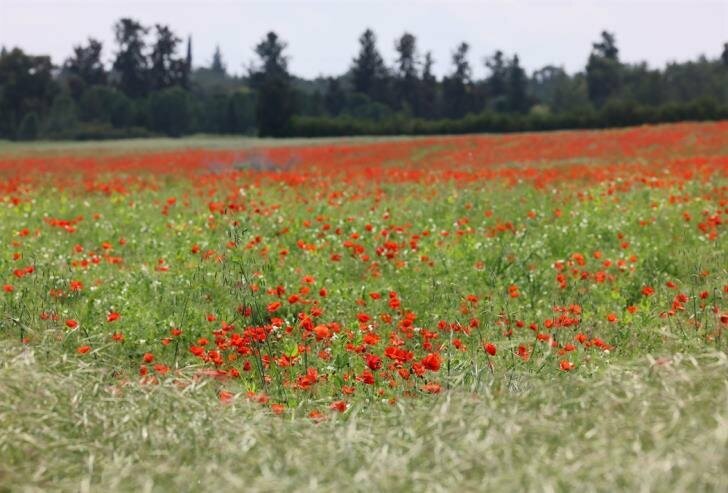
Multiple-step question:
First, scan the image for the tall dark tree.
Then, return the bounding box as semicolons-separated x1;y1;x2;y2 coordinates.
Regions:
181;35;192;88
484;50;508;110
112;18;149;98
722;42;728;67
64;38;107;87
419;51;437;118
351;29;388;101
210;45;227;75
394;32;419;113
324;77;346;116
149;24;186;91
249;32;294;137
593;31;619;60
586;30;622;107
506;55;529;113
0;48;57;138
442;42;472;118
186;36;192;72
531;65;590;113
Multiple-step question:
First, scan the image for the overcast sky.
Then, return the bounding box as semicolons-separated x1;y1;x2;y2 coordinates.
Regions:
1;0;726;78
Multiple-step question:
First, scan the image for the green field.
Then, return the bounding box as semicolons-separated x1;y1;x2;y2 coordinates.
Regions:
1;123;727;491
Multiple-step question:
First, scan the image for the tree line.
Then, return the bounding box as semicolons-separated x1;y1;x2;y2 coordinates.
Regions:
1;19;727;140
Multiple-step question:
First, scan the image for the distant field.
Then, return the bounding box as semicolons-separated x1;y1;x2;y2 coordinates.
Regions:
0;121;727;491
0;134;409;157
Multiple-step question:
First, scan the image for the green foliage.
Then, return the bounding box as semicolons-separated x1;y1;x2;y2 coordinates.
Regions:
351;28;389;102
112;18;149;98
42;94;80;139
79;85;135;127
149;24;188;91
0;48;57;139
148;86;192;137
1;23;727;140
442;43;474;119
291;100;728;137
16;111;40;140
249;32;295;137
586;31;622;107
225;90;256;134
393;32;419;114
63;38;107;87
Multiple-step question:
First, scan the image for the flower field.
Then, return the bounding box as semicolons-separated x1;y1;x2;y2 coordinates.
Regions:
1;121;728;491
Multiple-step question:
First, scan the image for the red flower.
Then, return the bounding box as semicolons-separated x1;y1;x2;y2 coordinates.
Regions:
421;382;441;394
421;353;442;371
313;325;331;340
329;400;347;413
484;342;497;356
107;312;120;322
560;360;575;371
77;345;91;355
358;370;375;385
65;319;78;329
366;354;382;371
517;344;530;361
267;301;282;313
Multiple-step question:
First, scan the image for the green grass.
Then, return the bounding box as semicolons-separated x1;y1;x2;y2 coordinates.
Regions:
2;340;727;492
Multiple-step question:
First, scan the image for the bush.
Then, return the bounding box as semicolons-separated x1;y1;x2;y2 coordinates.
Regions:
291;101;728;138
79;86;135;128
148;86;192;137
42;94;80;139
16;112;39;141
71;123;155;140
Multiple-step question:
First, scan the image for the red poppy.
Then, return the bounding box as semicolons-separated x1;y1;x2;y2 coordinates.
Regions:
421;353;442;371
329;400;347;413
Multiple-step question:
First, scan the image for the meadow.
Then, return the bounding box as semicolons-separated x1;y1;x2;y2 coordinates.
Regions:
1;121;727;491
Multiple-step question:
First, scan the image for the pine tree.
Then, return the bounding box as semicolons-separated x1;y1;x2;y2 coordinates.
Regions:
506;55;529;113
485;50;508;111
394;32;419;113
149;24;186;91
351;29;388;101
249;32;294;137
324;77;346;116
210;45;227;75
586;31;622;107
442;42;472;118
64;38;107;86
419;51;437;118
112;18;149;98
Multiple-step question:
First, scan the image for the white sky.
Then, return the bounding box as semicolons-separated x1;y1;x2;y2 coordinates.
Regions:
1;0;726;78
